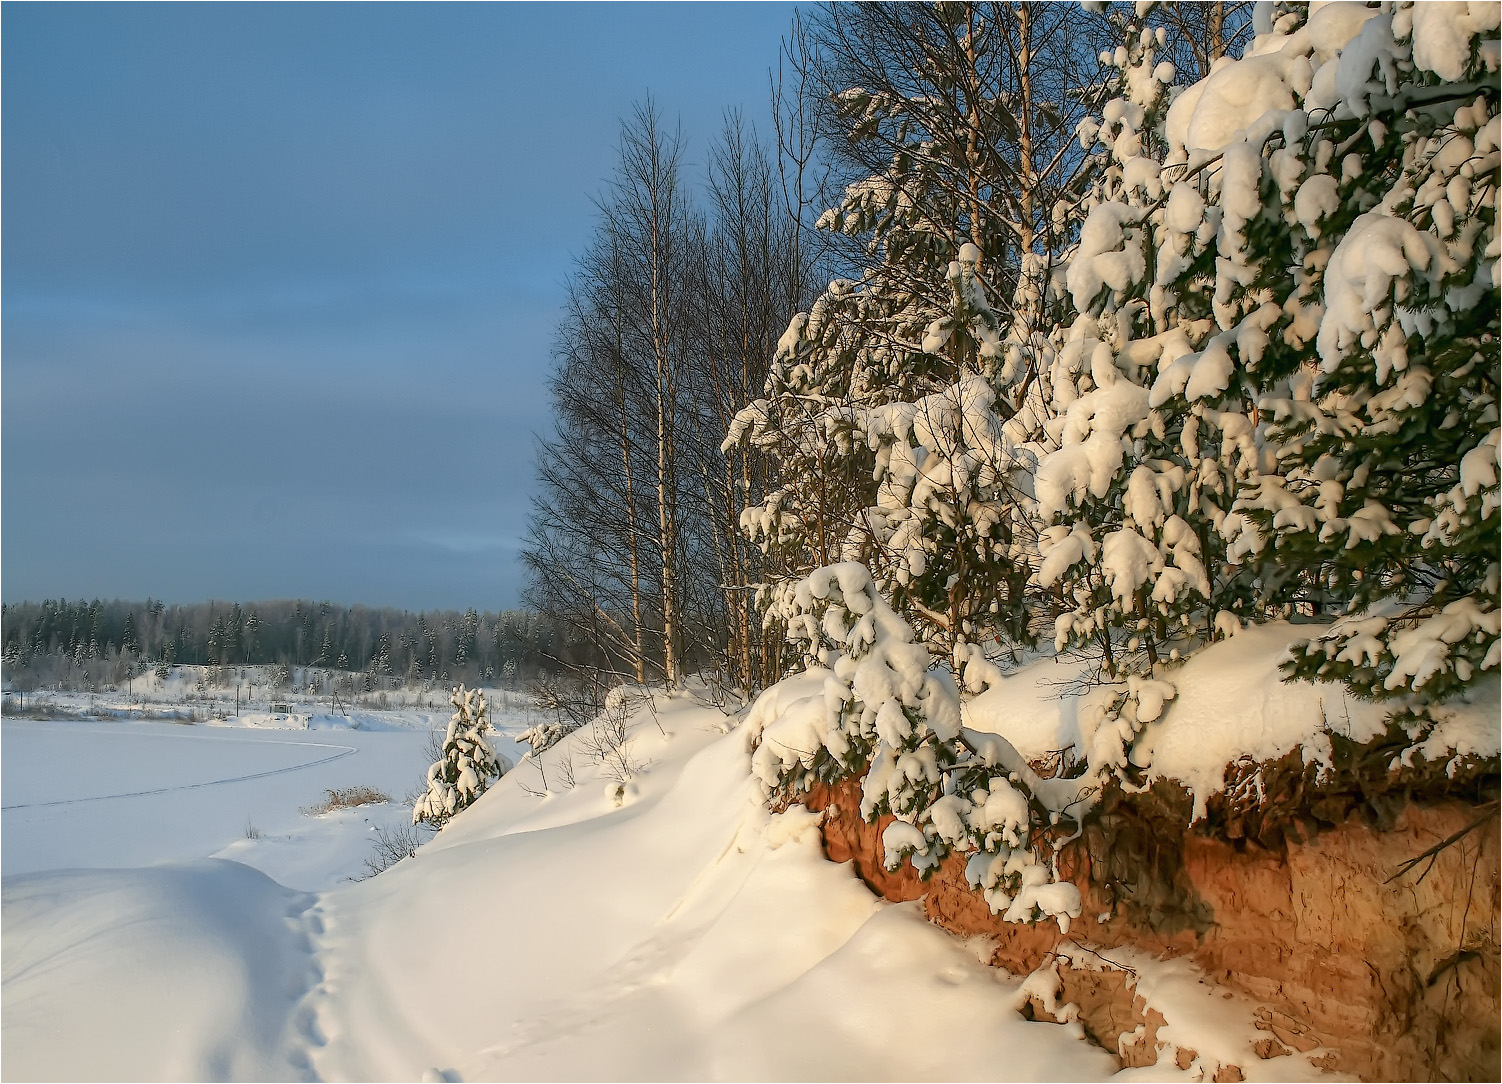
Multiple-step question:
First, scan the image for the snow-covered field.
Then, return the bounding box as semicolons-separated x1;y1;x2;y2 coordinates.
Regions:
10;721;413;889
2;683;535;889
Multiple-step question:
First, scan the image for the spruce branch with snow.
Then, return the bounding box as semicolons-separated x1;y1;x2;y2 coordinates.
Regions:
516;717;581;758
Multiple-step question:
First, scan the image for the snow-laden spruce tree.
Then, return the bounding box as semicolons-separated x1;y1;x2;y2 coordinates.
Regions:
1072;1;1502;713
860;243;1049;676
1038;1;1499;728
1023;11;1265;788
1209;1;1502;708
1037;19;1203;673
731;238;1046;683
413;685;511;828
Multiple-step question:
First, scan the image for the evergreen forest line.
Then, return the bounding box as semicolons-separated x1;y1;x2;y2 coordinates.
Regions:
1;597;557;692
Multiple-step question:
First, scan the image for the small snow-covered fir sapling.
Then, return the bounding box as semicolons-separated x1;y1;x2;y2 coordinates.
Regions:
749;562;962;796
746;563;1095;930
412;685;512;828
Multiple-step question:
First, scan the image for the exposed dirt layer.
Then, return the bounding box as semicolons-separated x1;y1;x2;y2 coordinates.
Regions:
805;776;1501;1081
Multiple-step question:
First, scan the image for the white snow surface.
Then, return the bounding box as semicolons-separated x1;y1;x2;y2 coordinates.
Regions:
964;622;1499;821
1;686;529;889
4;695;1138;1082
3;721;418;884
3;685;1357;1082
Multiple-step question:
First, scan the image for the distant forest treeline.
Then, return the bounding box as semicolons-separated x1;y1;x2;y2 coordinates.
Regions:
1;597;557;690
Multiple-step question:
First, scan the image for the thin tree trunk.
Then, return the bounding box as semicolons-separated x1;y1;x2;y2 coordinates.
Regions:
1208;3;1226;65
651;211;680;691
618;381;647;685
611;240;648;685
1016;4;1036;260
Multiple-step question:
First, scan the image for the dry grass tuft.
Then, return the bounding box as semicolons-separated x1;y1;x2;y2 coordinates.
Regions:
301;785;391;816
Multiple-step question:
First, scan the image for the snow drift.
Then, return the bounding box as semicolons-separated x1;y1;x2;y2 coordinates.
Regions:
5;697;1126;1082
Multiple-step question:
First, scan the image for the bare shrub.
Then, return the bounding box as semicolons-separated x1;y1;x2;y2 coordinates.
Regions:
556;750;577;790
526;669;602;725
581;697;639;785
8;695;78;721
516;759;549;799
361;822;433;878
421;722;446;764
607;685;663;735
700;670;734;710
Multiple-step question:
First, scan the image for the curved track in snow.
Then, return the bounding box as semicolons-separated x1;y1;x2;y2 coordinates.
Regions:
0;735;356;811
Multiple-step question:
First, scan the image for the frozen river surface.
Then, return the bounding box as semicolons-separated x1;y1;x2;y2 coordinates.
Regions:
2;717;448;887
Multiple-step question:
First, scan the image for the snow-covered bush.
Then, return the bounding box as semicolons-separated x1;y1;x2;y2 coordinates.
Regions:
747;563;1094;928
580;690;641;799
413;685;512;828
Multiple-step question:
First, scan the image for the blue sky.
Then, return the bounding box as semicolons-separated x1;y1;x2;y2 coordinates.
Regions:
2;1;799;612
